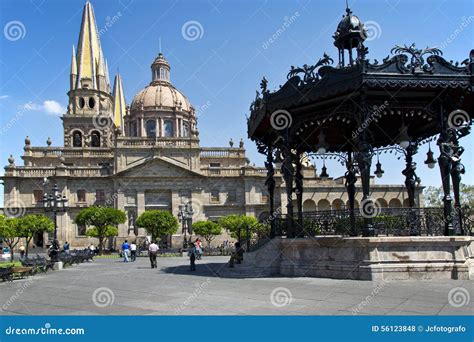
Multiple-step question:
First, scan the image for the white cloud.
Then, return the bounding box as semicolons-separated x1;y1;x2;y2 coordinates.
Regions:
21;100;65;115
0;95;9;99
43;100;65;115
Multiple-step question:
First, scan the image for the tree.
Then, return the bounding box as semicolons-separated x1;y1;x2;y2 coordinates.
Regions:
19;214;54;256
75;207;126;255
424;183;474;208
0;215;22;261
136;210;178;242
192;221;222;248
218;214;259;241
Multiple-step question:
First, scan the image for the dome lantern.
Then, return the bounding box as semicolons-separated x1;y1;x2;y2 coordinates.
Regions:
151;53;170;84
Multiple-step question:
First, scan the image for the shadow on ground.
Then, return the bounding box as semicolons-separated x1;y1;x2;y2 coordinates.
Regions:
161;262;228;277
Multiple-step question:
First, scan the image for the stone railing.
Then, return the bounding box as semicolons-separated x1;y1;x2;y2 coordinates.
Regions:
4;166;109;178
200;147;245;158
200;168;243;177
24;147;113;159
116;137;199;148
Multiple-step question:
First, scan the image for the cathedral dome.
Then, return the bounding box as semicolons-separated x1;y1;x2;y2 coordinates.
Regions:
130;53;193;114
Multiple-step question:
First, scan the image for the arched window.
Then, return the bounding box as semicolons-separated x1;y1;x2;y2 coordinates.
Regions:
182;121;190;137
72;131;82;147
389;198;402;208
146;120;156;138
376;198;388;208
317;199;331;211
332;199;345;210
91;131;100;147
164;120;174;137
303;199;316;212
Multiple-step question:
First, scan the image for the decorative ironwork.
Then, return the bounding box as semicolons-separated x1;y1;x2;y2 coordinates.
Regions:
390;44;442;74
287;53;334;84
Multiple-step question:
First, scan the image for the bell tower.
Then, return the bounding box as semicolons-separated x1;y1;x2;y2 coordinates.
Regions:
63;0;114;148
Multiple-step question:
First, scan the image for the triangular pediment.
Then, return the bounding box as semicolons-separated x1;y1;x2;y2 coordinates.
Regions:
115;156;203;178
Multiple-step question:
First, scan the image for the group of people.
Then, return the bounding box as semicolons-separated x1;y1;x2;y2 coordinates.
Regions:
121;240;138;262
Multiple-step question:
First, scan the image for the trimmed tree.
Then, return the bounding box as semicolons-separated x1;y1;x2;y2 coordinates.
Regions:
0;215;22;261
75;206;126;255
192;221;222;248
136;210;178;242
19;214;54;256
218;214;259;241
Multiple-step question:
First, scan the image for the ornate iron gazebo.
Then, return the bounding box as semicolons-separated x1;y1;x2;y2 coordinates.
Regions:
248;6;473;238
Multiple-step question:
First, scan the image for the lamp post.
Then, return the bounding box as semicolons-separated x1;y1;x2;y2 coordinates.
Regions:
178;202;194;249
42;183;69;262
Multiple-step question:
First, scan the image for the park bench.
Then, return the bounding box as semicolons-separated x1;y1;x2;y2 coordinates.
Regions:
12;266;34;279
0;266;13;282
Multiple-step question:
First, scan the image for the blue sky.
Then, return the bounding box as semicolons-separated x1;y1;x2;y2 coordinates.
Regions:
1;0;473;203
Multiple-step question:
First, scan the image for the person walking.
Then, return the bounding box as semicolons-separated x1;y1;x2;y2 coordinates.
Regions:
122;240;130;262
148;241;159;268
19;245;26;259
188;242;197;271
195;238;202;260
63;241;70;254
130;241;137;262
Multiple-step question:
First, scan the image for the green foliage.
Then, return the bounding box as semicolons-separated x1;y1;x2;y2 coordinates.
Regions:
424;183;474;208
136;210;178;241
0;215;22;261
75;206;126;254
18;214;54;256
192;221;222;247
218;214;259;240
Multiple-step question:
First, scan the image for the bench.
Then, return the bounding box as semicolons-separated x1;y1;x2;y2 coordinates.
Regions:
0;267;13;282
12;266;34;279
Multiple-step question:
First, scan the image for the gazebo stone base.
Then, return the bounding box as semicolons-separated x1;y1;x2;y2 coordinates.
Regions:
242;236;473;281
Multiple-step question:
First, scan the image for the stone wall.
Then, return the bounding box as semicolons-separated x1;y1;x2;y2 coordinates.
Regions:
244;236;474;280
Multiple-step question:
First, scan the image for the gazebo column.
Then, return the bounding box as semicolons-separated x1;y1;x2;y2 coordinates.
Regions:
345;152;357;236
295;154;304;237
356;140;375;237
437;128;454;236
264;146;277;238
402;142;421;235
281;135;295;238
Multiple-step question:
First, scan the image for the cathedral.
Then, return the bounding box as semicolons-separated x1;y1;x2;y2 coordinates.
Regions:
2;1;419;248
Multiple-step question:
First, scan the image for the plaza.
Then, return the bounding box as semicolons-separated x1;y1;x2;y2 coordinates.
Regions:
0;256;472;315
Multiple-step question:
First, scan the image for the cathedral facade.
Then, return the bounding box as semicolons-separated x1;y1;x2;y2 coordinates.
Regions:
1;2;420;248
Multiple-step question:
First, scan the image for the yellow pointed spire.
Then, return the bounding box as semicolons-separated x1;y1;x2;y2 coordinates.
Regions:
75;0;107;89
112;74;126;131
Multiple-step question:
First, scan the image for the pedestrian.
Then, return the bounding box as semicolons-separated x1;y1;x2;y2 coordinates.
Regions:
63;241;70;254
195;238;202;260
130;241;137;262
148;241;159;269
19;245;26;259
122;240;130;262
188;242;196;271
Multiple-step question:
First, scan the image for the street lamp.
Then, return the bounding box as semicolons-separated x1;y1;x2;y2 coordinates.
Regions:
178;202;194;249
42;183;69;262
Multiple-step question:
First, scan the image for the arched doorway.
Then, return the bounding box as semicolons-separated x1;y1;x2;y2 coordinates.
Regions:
303;199;316;212
389;198;402;208
332;199;345;210
317;199;331;211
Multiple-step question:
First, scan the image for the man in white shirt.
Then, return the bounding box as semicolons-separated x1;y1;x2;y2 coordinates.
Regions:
130;242;137;262
148;241;159;269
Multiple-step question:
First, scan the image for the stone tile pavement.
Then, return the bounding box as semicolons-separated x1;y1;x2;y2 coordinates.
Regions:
0;256;472;315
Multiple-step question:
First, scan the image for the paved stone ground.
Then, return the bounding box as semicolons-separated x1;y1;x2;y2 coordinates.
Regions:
0;256;472;315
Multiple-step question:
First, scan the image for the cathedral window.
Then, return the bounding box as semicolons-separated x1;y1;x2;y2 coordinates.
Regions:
164;120;174;137
183;121;190;137
33;190;44;203
227;190;236;202
95;190;106;205
77;190;86;203
210;190;220;203
77;224;87;236
72;131;82;147
91;131;101;147
78;97;85;109
130;121;137;137
146;120;156;138
88;97;95;109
